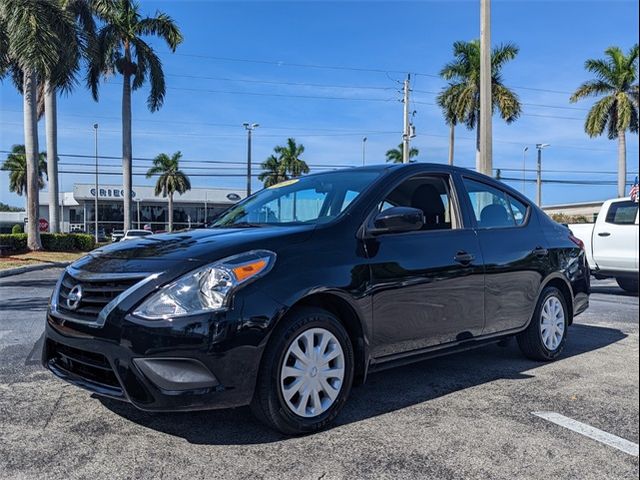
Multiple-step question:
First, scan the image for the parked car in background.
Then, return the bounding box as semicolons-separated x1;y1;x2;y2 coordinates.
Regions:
121;229;153;241
43;164;589;435
569;198;639;292
111;229;125;243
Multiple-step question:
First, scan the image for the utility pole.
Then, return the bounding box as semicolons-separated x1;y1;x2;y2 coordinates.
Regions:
402;75;411;164
522;146;529;195
536;143;550;207
362;137;367;166
479;0;493;175
448;124;455;165
204;191;208;226
93;123;99;242
243;123;259;196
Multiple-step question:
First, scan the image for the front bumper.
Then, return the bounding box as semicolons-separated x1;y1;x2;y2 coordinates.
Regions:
42;290;281;411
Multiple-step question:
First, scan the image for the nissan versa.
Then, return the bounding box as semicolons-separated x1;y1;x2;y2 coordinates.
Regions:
43;163;590;434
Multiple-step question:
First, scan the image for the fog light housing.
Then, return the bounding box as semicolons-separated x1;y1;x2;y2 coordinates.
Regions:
133;358;219;391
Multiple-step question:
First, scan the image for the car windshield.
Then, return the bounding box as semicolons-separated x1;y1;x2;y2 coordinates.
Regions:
127;231;151;236
212;170;381;227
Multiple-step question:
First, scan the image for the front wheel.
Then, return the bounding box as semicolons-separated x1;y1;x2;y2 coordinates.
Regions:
517;287;569;361
251;307;354;435
616;277;639;294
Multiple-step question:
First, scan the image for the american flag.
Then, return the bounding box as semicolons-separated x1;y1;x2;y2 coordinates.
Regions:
630;176;639;202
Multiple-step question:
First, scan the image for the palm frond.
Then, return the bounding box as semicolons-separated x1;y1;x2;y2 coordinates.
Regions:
136;14;183;51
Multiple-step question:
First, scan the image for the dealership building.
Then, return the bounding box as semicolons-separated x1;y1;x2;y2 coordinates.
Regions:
0;183;245;234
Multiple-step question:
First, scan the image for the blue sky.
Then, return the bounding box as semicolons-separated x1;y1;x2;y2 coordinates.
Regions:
1;0;639;208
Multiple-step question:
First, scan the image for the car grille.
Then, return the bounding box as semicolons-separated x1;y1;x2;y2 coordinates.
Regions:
57;270;144;322
46;339;123;394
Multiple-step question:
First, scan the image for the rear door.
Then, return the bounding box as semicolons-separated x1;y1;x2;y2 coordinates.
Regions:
592;200;639;272
366;172;485;358
458;176;547;335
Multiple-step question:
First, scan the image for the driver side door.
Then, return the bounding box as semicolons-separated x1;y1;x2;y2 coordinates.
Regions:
366;172;485;358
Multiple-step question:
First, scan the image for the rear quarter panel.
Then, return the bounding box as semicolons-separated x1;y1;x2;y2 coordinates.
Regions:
567;223;596;268
541;213;590;317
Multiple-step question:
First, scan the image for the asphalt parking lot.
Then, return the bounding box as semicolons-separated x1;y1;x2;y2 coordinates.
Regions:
0;268;638;480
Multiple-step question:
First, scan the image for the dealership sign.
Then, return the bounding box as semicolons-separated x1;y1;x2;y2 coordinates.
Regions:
89;188;136;198
72;184;242;203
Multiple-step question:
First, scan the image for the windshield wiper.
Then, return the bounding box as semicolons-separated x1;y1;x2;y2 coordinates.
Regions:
226;222;265;228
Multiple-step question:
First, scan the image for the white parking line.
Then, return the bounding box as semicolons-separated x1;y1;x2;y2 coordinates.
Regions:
532;411;639;457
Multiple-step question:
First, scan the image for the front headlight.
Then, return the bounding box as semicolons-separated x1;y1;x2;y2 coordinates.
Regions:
133;250;276;320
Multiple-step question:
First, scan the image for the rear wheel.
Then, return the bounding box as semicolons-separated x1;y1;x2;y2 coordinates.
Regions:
616;277;639;294
517;287;569;361
251;307;354;435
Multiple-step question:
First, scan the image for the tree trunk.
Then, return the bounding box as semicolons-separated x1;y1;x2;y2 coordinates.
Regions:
168;192;173;232
617;129;627;198
23;70;42;250
475;123;481;172
122;69;133;230
45;81;60;233
448;124;455;166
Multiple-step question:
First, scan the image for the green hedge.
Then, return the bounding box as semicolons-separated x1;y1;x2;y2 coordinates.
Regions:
0;233;95;253
0;233;27;252
11;224;23;234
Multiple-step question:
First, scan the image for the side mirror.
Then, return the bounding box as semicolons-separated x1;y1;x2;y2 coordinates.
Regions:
369;207;424;235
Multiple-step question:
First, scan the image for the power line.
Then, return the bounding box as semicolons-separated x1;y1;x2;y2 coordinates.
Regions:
166;73;396;91
0;151;356;169
163;51;422;76
160;51;585;96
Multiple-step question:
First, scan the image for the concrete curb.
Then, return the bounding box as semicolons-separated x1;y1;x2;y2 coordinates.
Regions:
0;262;70;279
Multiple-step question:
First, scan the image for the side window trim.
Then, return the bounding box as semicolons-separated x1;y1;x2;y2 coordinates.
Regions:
460;175;532;230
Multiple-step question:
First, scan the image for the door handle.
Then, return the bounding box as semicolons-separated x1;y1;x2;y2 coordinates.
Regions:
597;232;611;237
454;251;475;265
533;246;548;257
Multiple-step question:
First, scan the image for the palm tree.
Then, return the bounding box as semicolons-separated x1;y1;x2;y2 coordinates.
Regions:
146;151;191;232
437;84;460;165
1;145;47;195
44;0;96;233
570;45;639;197
89;0;183;230
259;154;288;187
438;40;522;171
385;143;419;163
0;0;77;250
274;138;309;177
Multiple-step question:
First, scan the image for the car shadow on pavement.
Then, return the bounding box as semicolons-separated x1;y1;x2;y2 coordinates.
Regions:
590;284;638;297
96;323;626;445
0;297;52;312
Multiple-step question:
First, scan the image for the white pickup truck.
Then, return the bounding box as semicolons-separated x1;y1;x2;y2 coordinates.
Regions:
568;198;639;292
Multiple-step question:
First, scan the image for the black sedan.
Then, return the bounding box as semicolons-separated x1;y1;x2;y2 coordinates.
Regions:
43;163;590;434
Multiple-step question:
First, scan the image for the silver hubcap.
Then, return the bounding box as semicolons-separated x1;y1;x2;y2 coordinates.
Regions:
540;296;565;351
280;328;345;418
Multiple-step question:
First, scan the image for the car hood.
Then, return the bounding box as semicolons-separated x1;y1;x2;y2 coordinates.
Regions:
70;225;315;274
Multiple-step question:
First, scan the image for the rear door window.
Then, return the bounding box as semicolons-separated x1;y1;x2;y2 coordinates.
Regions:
462;178;518;229
507;194;529;225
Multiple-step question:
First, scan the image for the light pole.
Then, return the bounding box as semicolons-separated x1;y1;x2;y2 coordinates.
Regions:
479;0;493;175
93;123;99;242
522;146;529;195
535;143;550;207
136;198;141;229
362;137;367;166
243;123;259;196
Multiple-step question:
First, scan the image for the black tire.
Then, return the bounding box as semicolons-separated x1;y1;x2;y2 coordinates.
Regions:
250;307;354;435
616;277;639;294
517;287;569;361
